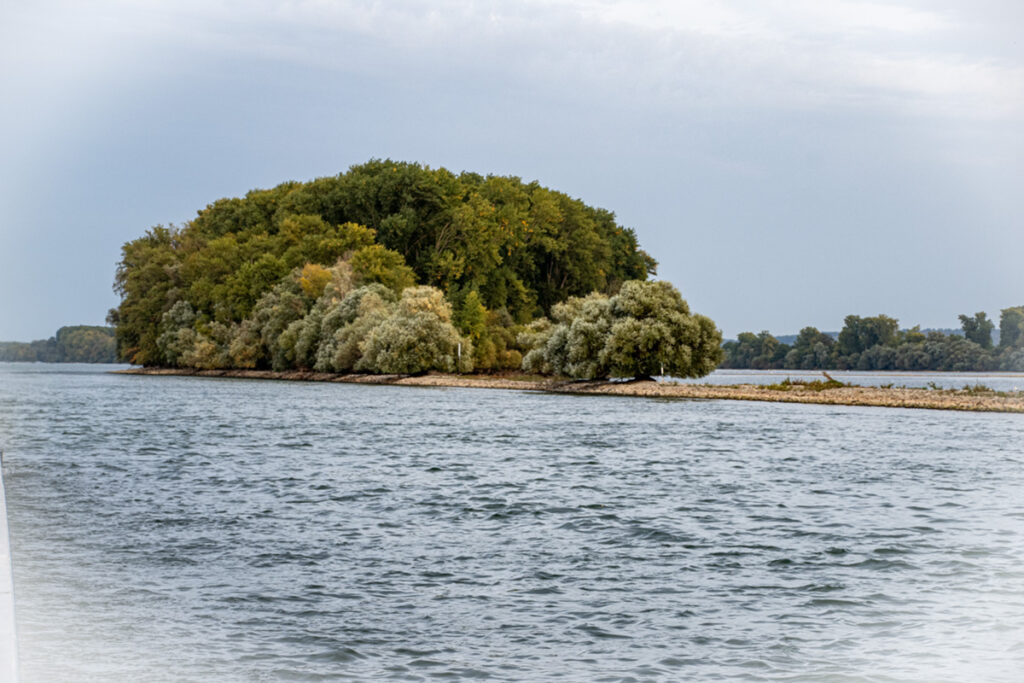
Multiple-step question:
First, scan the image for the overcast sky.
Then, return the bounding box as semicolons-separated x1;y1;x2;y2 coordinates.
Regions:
1;0;1022;341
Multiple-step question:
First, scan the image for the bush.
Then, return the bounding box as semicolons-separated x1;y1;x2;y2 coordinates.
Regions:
359;286;472;374
316;284;397;372
521;280;722;379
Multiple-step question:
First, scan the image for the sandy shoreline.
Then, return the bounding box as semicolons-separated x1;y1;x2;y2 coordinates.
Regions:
114;368;1024;413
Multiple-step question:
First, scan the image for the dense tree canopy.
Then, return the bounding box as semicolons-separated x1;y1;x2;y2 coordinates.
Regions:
112;160;657;369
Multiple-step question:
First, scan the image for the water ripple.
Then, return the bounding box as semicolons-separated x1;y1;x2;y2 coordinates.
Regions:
1;363;1024;681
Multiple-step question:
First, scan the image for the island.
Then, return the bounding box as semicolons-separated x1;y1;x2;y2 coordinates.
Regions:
109;159;1024;413
110;160;720;379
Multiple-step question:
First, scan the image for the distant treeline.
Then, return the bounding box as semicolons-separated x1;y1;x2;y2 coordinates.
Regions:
772;328;994;346
722;308;1024;372
0;326;117;363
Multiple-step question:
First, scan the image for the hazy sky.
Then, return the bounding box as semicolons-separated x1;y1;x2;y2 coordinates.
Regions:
2;0;1022;340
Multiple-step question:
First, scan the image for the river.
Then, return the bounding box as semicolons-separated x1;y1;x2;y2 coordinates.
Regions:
1;363;1023;681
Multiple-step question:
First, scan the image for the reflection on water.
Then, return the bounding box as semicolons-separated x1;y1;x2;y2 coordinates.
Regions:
2;364;1023;681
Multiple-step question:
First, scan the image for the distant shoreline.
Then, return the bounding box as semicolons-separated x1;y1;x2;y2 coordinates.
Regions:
115;368;1024;414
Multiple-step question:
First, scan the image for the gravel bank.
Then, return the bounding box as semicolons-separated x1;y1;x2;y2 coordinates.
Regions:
115;368;1024;413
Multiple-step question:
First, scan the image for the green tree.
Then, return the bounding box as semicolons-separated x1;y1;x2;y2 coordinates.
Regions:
958;312;994;349
279;216;376;268
901;325;926;344
316;284;397;372
998;306;1024;350
246;276;309;370
157;300;198;366
454;290;487;341
359;286;472;374
522;280;721;379
113;225;183;364
603;280;721;378
559;294;614;379
722;331;786;369
224;253;289;320
783;327;835;369
350;244;417;293
837;314;899;357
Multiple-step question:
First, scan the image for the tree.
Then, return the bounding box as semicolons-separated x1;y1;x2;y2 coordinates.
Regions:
558;293;614;379
157;300;198;366
315;284;397;372
837;314;899;357
358;286;473;374
454;290;487;341
350;244;417;293
279;217;376;268
284;260;358;369
783;327;835;369
521;280;721;379
959;312;994;349
603;280;722;378
224;253;289;320
245;276;309;370
722;331;786;369
999;306;1024;350
53;326;117;362
298;263;333;299
113;225;183;364
455;289;511;370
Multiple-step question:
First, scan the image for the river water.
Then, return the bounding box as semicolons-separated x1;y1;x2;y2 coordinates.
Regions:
1;363;1023;681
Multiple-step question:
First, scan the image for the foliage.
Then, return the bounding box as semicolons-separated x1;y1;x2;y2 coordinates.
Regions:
454;290;487;341
349;245;417;293
323;286;396;372
999;306;1024;351
298;264;333;299
721;331;786;370
782;327;836;369
959;312;995;349
111;160;656;366
449;289;526;371
0;326;117;363
157;301;198;367
836;314;899;357
603;280;722;378
358;286;473;374
520;280;722;379
112;225;181;365
723;308;1024;373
